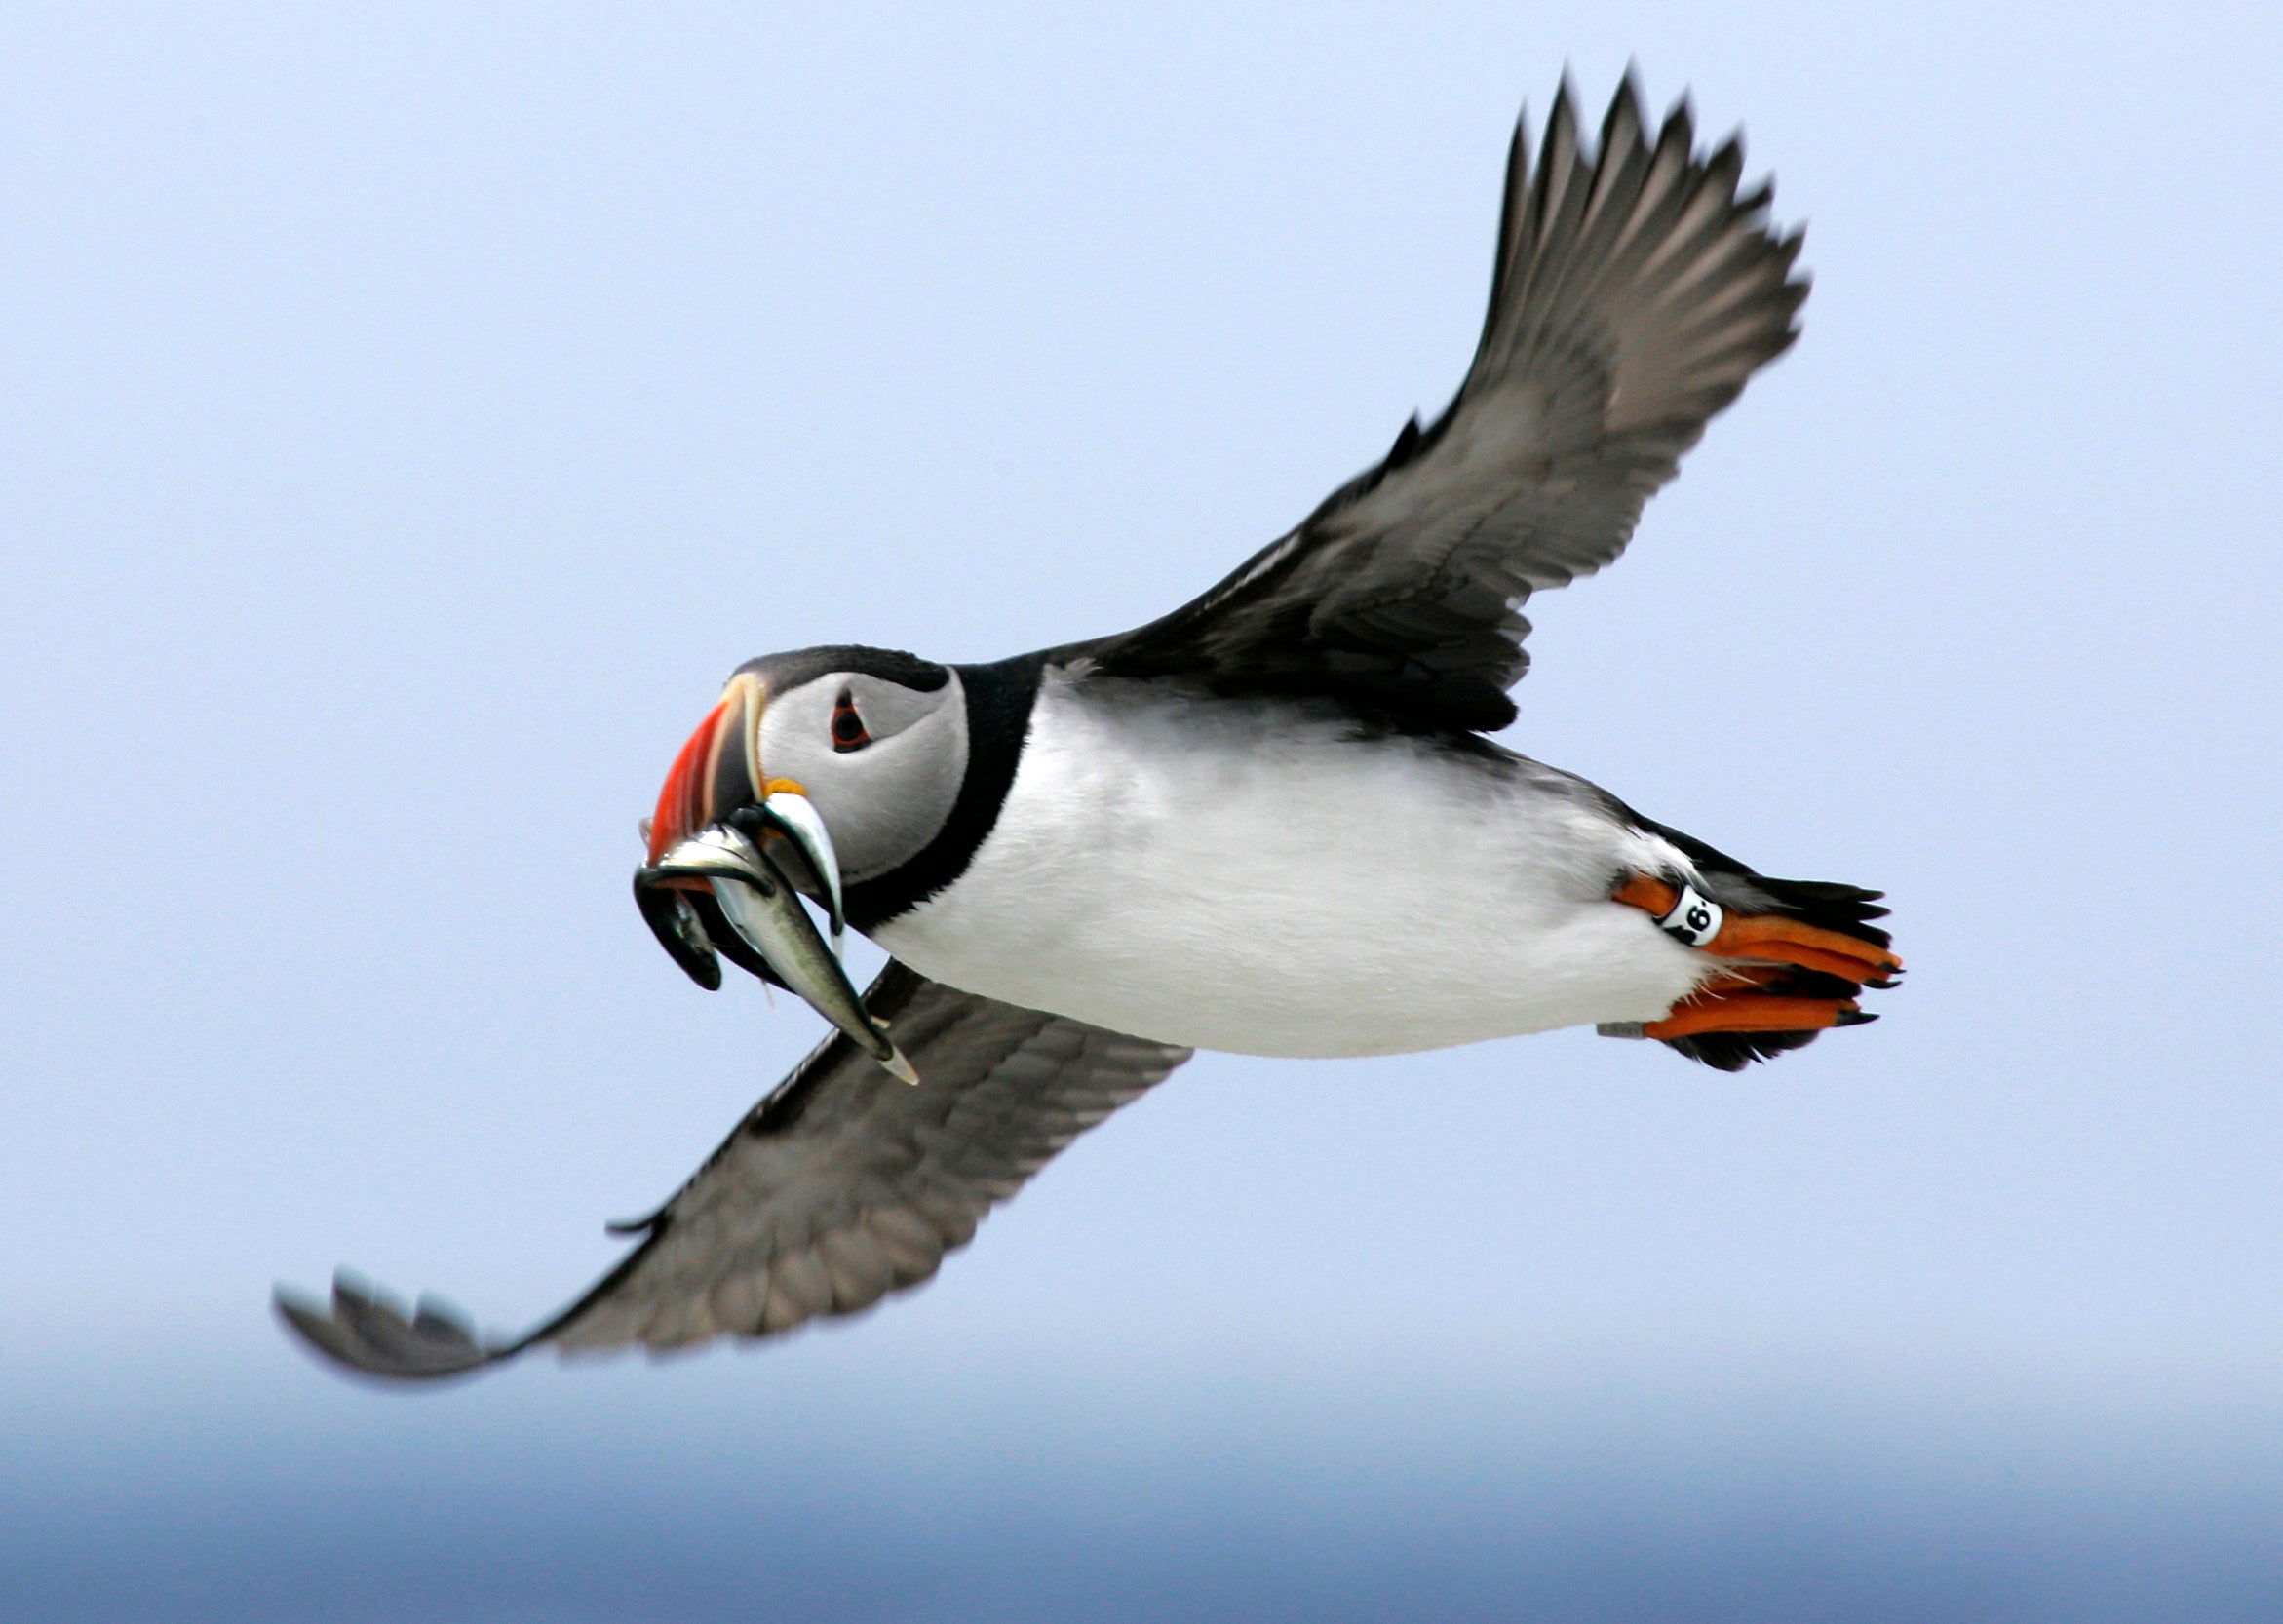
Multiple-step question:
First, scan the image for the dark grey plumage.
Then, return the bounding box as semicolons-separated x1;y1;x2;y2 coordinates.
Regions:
1083;76;1807;731
275;962;1190;1379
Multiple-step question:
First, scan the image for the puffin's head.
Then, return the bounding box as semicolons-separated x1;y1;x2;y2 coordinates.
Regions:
647;646;969;886
632;647;966;1030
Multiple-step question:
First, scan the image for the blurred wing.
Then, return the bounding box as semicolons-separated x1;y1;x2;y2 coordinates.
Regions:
1083;76;1807;732
275;962;1191;1381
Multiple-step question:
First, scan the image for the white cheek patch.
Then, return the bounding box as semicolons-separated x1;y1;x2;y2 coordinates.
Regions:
1655;882;1724;948
756;674;969;885
845;673;948;739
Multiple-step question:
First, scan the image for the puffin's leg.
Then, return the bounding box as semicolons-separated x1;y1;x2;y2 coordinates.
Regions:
1613;875;1903;987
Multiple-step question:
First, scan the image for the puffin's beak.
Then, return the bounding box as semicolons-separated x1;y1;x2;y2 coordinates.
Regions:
646;672;763;870
640;671;843;944
632;675;908;1079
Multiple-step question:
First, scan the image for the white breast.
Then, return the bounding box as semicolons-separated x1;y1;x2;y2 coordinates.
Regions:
873;673;1711;1057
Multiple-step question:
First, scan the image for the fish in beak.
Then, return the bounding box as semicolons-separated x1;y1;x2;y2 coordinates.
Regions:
633;673;916;1084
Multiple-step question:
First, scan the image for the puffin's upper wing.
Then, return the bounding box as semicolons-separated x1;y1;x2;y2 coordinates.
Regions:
1079;77;1807;733
275;962;1191;1380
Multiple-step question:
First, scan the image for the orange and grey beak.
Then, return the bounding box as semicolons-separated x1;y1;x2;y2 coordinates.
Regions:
645;671;765;869
641;671;845;946
630;673;908;1078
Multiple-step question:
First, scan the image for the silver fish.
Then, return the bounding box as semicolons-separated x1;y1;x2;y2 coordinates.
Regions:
644;826;917;1084
756;789;845;955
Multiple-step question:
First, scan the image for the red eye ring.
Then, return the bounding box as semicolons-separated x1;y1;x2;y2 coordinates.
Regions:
830;691;871;753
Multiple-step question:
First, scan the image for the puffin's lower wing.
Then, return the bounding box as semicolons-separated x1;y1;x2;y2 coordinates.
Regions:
275;962;1192;1381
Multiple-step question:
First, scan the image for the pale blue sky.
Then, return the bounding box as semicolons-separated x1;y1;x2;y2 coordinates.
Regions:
4;2;2281;1617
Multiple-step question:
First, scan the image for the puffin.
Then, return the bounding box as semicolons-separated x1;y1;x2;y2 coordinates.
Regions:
279;76;1899;1380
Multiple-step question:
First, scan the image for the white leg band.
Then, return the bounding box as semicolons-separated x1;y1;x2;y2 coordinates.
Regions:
1657;881;1724;948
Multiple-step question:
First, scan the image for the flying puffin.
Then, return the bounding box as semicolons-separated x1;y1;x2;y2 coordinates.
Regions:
279;77;1899;1380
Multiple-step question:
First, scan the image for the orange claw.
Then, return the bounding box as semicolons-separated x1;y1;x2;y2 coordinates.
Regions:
1644;993;1861;1041
1713;913;1901;978
1736;941;1897;984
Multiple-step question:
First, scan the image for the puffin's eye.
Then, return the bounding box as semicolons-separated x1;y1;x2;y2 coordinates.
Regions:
830;690;871;753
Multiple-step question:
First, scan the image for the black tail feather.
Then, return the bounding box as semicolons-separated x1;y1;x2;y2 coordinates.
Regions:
1665;1027;1825;1072
1628;813;1893;950
1616;813;1899;1071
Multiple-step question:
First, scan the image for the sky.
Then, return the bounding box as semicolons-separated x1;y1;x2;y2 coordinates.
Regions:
4;1;2282;1618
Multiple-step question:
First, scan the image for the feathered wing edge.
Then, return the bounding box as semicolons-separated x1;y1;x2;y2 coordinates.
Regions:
1072;74;1807;733
1466;73;1807;489
274;963;1191;1383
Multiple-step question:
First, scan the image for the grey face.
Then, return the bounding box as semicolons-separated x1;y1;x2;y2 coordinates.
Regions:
751;663;969;883
642;644;968;895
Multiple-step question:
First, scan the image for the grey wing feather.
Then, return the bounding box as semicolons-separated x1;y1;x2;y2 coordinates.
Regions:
273;962;1191;1382
1080;75;1807;732
274;1277;497;1379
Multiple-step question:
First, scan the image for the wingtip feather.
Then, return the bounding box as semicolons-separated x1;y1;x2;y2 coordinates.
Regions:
272;1271;504;1384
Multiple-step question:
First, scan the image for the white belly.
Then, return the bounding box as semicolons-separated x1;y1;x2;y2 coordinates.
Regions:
873;677;1711;1057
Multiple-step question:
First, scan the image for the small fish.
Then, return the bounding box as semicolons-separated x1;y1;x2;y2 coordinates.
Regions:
638;826;918;1084
758;789;845;955
632;879;723;991
724;790;846;956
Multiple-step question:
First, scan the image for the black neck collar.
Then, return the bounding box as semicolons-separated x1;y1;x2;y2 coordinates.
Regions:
843;651;1046;933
